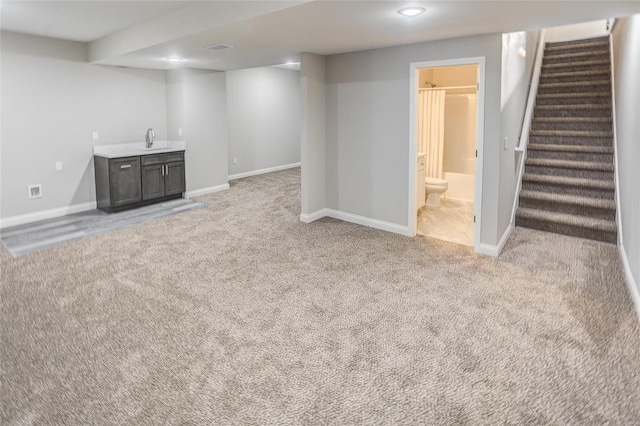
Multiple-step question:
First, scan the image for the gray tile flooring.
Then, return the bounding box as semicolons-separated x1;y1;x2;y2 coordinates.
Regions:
417;198;474;247
1;198;206;257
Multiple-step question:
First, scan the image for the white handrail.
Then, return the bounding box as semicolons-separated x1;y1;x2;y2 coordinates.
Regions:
510;29;546;226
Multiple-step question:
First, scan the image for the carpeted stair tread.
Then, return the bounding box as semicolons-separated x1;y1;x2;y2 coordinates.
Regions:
545;36;609;47
522;173;615;189
540;69;610;79
516;207;617;233
519;190;616;210
542;59;610;70
525;157;614;171
545;39;609;52
543;49;609;59
535;91;610;99
538;80;610;89
529;129;613;138
533;117;611;123
535;104;611;110
527;144;613;153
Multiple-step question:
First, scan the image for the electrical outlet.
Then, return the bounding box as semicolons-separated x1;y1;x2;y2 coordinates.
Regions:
28;184;42;199
503;137;508;151
178;128;183;137
56;161;62;171
233;157;237;165
92;131;99;140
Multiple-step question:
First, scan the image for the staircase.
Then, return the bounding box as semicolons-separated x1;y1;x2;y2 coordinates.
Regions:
516;36;617;244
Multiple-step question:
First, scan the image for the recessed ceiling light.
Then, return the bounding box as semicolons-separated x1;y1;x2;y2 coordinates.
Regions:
398;6;425;17
286;61;300;65
166;57;183;62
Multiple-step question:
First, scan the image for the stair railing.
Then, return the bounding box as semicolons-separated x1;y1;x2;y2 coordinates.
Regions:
510;29;547;226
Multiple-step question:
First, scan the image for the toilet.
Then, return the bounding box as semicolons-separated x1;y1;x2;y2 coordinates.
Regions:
425;177;448;207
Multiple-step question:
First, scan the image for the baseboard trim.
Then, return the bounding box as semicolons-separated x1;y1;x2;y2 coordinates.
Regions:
185;183;230;198
0;201;97;229
478;223;514;257
229;162;301;181
300;208;410;236
619;242;640;322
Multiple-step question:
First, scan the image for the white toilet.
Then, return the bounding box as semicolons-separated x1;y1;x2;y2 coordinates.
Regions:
425;177;449;207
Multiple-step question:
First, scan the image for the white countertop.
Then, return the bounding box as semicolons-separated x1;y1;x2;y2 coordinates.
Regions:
93;140;186;159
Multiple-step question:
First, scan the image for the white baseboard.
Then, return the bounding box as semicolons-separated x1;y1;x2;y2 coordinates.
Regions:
619;242;640;322
229;162;301;181
478;223;514;257
185;183;230;198
300;208;410;236
0;201;97;229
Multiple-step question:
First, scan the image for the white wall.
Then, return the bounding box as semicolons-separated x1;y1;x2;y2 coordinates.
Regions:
300;53;326;217
226;67;300;176
545;19;609;42
322;34;505;246
611;14;640;309
499;30;539;235
166;68;229;194
1;31;167;222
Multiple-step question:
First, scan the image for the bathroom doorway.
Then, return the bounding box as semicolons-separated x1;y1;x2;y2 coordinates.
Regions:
408;58;485;251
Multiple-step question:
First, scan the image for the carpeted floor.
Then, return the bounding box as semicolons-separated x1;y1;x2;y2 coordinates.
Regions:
2;168;639;425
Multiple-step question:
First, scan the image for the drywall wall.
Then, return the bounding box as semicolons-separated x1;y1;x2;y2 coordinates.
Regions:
545;19;609;42
226;67;300;175
166;68;229;194
300;53;326;216
0;31;167;222
324;33;504;245
499;30;539;234
612;14;640;304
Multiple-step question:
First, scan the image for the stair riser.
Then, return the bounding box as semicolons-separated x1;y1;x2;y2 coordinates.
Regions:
526;150;613;162
519;197;616;220
525;165;613;180
536;96;610;106
544;44;609;56
534;108;611;118
546;37;609;48
543;53;609;65
539;73;610;84
515;216;617;243
537;83;610;95
529;135;613;147
531;121;612;132
521;181;615;200
542;63;610;73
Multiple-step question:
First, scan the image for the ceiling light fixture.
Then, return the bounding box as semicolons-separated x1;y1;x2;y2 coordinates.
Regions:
286;61;300;65
398;6;425;17
166;57;183;62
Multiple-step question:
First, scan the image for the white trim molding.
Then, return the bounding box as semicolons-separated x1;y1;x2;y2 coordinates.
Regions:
229;162;301;181
300;208;410;236
478;223;514;257
185;183;230;198
0;201;96;230
619;243;640;322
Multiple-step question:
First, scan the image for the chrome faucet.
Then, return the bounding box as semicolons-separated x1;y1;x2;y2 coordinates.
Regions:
145;128;155;148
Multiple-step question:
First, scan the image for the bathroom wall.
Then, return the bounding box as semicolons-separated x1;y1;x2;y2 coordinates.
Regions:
226;67;301;177
0;31;168;224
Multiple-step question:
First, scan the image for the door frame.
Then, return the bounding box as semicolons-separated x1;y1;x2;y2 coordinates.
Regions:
408;57;486;252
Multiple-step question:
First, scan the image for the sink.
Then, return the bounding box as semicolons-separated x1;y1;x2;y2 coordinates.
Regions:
143;147;166;151
93;140;186;159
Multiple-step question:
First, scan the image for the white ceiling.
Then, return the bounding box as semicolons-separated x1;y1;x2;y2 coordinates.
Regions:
2;1;640;71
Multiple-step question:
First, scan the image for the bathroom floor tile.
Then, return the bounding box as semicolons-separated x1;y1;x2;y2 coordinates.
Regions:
416;198;474;247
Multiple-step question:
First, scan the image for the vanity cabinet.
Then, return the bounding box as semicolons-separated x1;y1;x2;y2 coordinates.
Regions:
94;151;185;213
141;152;186;201
417;154;426;209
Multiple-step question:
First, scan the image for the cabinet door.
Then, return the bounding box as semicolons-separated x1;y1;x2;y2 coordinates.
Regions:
110;157;141;207
142;164;165;200
164;161;185;196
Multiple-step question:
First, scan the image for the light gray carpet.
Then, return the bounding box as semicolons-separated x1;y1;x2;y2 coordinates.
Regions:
2;168;639;425
1;198;206;257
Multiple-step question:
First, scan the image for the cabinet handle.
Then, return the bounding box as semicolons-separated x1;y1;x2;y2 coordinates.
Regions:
120;164;131;169
166;164;169;175
161;165;165;176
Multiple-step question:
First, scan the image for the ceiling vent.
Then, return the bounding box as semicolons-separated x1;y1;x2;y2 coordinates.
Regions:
204;43;234;51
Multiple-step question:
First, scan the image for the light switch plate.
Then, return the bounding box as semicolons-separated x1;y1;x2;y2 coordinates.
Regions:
56;161;62;171
92;131;99;140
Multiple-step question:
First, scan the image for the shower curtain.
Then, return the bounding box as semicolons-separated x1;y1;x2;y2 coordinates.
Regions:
418;89;446;179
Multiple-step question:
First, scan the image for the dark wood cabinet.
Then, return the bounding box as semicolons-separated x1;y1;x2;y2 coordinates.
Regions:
141;152;185;201
94;151;185;213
